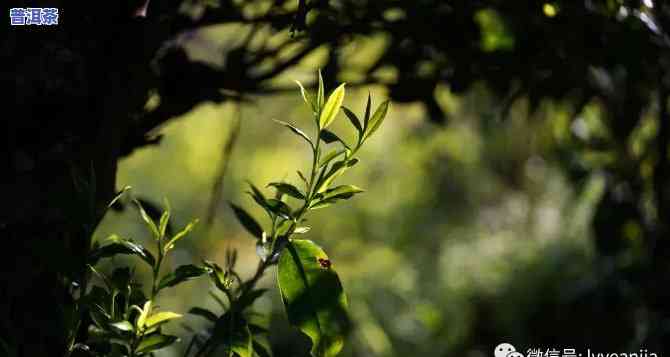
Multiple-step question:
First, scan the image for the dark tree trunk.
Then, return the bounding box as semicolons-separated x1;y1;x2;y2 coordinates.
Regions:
2;3;155;355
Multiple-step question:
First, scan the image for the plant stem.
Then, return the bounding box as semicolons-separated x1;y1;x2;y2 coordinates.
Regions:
242;259;270;295
308;129;322;200
151;237;164;300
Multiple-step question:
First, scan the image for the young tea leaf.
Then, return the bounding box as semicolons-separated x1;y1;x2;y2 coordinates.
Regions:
294;226;311;234
362;100;390;142
136;333;179;354
341;107;362;136
145;311;182;329
89;236;156;267
248;182;266;202
319;185;364;201
133;199;160;239
268;182;306;200
265;199;293;220
158;199;171;239
295;80;317;113
319;83;346;129
274;119;313;148
89;303;111;329
204;260;234;292
230;203;264;239
107;186;131;209
317;70;325;111
278;239;349;357
109;320;134;333
253;340;272;357
189;307;218;322
297;171;309;189
315;159;359;194
319;149;345;168
363;93;372;129
164;219;199;252
276;219;296;238
309;199;338;210
319;129;345;146
136;301;152;330
158;264;211;290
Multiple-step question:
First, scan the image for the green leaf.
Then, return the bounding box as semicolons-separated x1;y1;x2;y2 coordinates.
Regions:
136;333;179;354
210;291;228;309
309;199;338;210
278;239;349;357
319;185;364;201
107;186;131;209
363;93;372;129
88;325;131;349
136;301;152;330
294;226;311;234
134;199;160;239
309;186;363;210
315;159;359;194
89;304;111;329
230;203;264;239
266;199;293;219
227;322;253;357
189;307;218;322
89;235;156;267
268;182;305;200
145;311;182;329
274;119;313;148
236;289;268;312
164;219;199;252
87;266;114;292
158;264;211;290
249;323;269;335
205;314;252;357
295;80;317;113
362;100;390;141
158;199;171;239
276;219;295;237
297;170;309;189
253;340;272;357
109;320;134;333
88;242;135;265
184;335;200;357
247;182;269;210
317;70;325;111
248;181;288;220
204;260;234;292
319;149;345;168
319;130;349;151
341;107;362;136
319;130;339;144
319;83;346;129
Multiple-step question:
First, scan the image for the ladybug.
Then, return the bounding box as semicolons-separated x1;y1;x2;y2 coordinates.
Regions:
317;258;331;269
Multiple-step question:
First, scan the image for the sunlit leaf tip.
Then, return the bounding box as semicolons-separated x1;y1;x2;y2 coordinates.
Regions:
319;83;346;129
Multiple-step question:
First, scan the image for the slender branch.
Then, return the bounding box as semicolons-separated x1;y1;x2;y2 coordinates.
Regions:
206;102;242;225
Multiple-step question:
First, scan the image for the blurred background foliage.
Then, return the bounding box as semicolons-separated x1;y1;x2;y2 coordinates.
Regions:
97;62;604;357
72;0;670;356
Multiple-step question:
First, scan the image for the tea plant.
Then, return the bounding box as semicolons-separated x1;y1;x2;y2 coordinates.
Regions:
78;195;205;357
185;72;389;357
70;72;388;357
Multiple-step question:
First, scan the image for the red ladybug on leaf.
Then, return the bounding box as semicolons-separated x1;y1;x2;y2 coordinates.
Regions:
317;258;331;269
